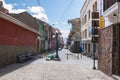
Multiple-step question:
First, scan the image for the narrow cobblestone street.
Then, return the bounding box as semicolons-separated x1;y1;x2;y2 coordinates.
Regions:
0;49;114;80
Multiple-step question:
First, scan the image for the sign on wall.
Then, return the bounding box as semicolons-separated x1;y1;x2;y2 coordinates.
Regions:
100;16;105;29
100;0;105;29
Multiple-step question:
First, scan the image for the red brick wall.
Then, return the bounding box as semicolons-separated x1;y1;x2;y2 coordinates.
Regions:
98;26;113;75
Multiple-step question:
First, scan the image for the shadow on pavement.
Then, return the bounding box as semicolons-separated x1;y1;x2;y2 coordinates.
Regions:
0;50;58;77
0;56;41;77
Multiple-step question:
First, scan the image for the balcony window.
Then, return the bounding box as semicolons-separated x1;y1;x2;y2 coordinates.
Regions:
93;2;97;11
88;10;91;20
84;15;87;24
85;29;87;38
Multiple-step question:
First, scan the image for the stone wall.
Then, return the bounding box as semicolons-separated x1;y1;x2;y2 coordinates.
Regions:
98;23;120;75
0;45;37;67
98;26;113;75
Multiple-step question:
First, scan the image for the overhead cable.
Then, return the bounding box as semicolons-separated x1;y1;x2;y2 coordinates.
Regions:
58;0;75;22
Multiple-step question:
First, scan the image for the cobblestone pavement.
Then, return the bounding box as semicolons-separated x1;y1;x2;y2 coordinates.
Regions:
0;49;114;80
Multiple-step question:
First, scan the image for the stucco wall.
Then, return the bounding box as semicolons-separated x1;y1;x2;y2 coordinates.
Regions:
0;45;37;67
0;15;39;67
0;17;38;46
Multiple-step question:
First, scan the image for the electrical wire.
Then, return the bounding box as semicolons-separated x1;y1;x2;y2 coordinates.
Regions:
37;0;41;6
22;0;29;8
58;0;75;22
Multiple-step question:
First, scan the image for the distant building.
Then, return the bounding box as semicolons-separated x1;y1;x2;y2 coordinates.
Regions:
8;12;56;53
68;18;81;53
8;12;39;31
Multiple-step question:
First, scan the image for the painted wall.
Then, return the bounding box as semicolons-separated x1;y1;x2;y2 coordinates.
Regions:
51;38;56;50
50;27;56;50
0;17;38;46
39;22;45;52
0;17;39;67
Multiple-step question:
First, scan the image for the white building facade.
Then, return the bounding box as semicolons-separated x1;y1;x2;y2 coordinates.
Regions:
100;0;120;27
80;0;99;57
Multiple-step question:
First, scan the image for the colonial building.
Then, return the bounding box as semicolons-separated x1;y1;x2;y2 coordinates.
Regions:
80;0;99;58
68;18;81;53
8;12;39;31
8;12;56;53
44;23;51;51
98;0;120;76
0;1;62;67
8;12;41;53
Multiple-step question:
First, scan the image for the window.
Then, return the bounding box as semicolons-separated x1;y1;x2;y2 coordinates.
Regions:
85;29;87;38
85;15;87;24
88;10;90;20
93;2;97;11
88;27;92;37
88;44;90;52
103;0;117;11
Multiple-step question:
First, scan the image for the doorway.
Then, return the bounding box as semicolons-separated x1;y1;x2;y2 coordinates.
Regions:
112;23;120;75
37;37;40;54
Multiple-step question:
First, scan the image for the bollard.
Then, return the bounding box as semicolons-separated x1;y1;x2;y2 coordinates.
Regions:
77;54;79;59
80;54;82;59
66;50;68;60
45;51;48;58
67;53;68;60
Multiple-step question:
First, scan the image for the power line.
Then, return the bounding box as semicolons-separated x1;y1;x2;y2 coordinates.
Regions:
37;0;41;6
58;0;75;22
22;0;29;8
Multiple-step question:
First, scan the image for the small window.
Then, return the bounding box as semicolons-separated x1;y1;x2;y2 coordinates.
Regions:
88;10;90;20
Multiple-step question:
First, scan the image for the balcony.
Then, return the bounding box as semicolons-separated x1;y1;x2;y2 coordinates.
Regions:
103;0;120;23
103;0;120;11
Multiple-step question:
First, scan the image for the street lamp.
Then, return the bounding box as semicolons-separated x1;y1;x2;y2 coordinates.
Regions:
92;28;97;70
53;30;61;61
93;42;96;70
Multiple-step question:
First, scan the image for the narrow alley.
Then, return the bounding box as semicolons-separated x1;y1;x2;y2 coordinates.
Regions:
0;49;113;80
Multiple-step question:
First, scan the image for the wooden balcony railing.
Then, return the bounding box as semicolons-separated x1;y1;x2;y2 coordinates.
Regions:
103;0;120;11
